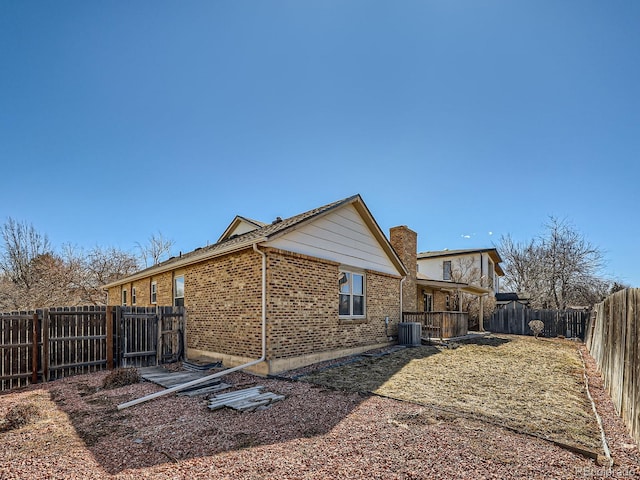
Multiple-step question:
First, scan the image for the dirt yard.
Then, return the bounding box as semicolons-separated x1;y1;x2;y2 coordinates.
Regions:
0;335;638;479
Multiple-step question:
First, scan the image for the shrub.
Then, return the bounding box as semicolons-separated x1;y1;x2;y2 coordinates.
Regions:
2;403;40;431
528;320;545;339
103;367;140;389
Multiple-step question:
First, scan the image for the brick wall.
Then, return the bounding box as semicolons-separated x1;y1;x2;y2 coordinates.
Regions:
187;249;263;358
106;246;401;373
266;248;400;360
107;271;174;307
389;226;417;311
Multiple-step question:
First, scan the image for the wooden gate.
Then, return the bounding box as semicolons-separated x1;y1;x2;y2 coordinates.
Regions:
119;306;185;367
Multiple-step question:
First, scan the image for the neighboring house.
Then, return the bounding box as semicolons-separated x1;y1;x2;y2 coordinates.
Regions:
104;195;407;375
389;227;503;335
495;292;531;310
416;248;504;295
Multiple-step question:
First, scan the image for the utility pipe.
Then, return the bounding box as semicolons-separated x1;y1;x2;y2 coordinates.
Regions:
117;243;268;410
399;276;406;322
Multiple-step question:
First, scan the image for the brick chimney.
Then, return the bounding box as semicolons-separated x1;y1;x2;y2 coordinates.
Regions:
390;226;417;312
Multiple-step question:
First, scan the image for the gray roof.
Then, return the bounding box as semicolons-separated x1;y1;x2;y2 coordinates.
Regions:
105;194;396;288
417;248;502;261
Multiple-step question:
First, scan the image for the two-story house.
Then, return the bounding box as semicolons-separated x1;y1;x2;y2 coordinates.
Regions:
390;226;504;335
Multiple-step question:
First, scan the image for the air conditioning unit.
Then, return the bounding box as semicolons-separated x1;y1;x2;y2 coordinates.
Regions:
398;322;421;346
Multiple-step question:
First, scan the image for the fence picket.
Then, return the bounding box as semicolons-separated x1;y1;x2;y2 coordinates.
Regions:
0;306;185;391
488;308;589;339
586;288;640;445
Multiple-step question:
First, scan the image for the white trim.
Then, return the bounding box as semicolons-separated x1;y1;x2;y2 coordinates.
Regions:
150;281;157;304
339;269;366;319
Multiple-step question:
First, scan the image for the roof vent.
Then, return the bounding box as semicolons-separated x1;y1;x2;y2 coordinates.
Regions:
272;216;283;224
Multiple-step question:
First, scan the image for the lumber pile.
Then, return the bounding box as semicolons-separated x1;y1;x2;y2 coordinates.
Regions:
208;386;285;412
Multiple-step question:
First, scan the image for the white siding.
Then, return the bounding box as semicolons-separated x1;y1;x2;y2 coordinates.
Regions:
229;220;261;237
265;204;398;275
417;252;498;293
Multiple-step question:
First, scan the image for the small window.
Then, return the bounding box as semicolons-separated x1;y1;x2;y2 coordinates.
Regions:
131;287;137;305
445;295;450;311
339;271;365;317
443;261;452;281
151;282;157;304
122;289;127;306
174;276;184;307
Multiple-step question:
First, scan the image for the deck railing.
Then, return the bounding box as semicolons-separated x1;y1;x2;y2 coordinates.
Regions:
402;311;469;339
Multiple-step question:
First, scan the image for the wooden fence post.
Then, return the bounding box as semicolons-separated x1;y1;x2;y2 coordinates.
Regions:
31;313;39;384
42;309;49;382
114;306;122;368
156;307;163;366
106;306;113;370
182;306;188;362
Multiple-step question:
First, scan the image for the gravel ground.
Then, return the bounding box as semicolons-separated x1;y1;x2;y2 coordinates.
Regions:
0;343;638;479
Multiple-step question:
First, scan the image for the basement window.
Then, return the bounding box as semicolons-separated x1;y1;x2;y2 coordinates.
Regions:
339;271;365;317
174;276;184;307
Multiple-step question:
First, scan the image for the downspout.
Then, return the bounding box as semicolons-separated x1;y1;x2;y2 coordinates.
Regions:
399;276;406;322
117;243;268;410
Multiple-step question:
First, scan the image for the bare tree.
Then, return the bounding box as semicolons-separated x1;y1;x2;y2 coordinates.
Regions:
498;217;608;310
0;218;52;290
82;246;139;304
450;257;496;327
0;217;141;309
136;232;175;268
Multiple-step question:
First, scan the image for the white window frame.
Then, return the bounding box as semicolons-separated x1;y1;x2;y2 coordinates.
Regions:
174;275;184;307
151;282;157;304
122;289;127;306
339;270;365;318
131;287;137;305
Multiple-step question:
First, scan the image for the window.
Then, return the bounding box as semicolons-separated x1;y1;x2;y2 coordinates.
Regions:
174;276;184;307
443;261;452;281
339;271;365;317
423;293;433;312
445;294;450;311
151;282;157;304
122;289;127;306
131;287;137;305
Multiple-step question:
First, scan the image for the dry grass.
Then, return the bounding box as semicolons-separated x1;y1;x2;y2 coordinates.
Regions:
302;334;602;450
103;368;140;389
0;402;40;431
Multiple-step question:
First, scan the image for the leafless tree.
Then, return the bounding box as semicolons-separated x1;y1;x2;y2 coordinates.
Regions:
498;217;609;310
136;232;175;268
0;218;52;290
0;218;140;310
450;257;496;327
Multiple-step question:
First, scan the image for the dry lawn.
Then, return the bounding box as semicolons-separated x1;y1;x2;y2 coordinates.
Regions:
302;334;601;451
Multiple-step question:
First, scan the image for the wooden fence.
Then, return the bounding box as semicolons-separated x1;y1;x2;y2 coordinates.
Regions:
487;308;589;339
585;288;640;445
402;311;469;339
0;306;185;391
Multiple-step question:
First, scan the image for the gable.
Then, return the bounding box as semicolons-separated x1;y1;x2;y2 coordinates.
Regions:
265;204;400;275
217;216;267;242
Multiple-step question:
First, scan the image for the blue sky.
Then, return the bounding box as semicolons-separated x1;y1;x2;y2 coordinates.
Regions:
1;1;638;286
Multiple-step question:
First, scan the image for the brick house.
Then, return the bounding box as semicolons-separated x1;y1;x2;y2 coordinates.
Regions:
104;195;407;375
